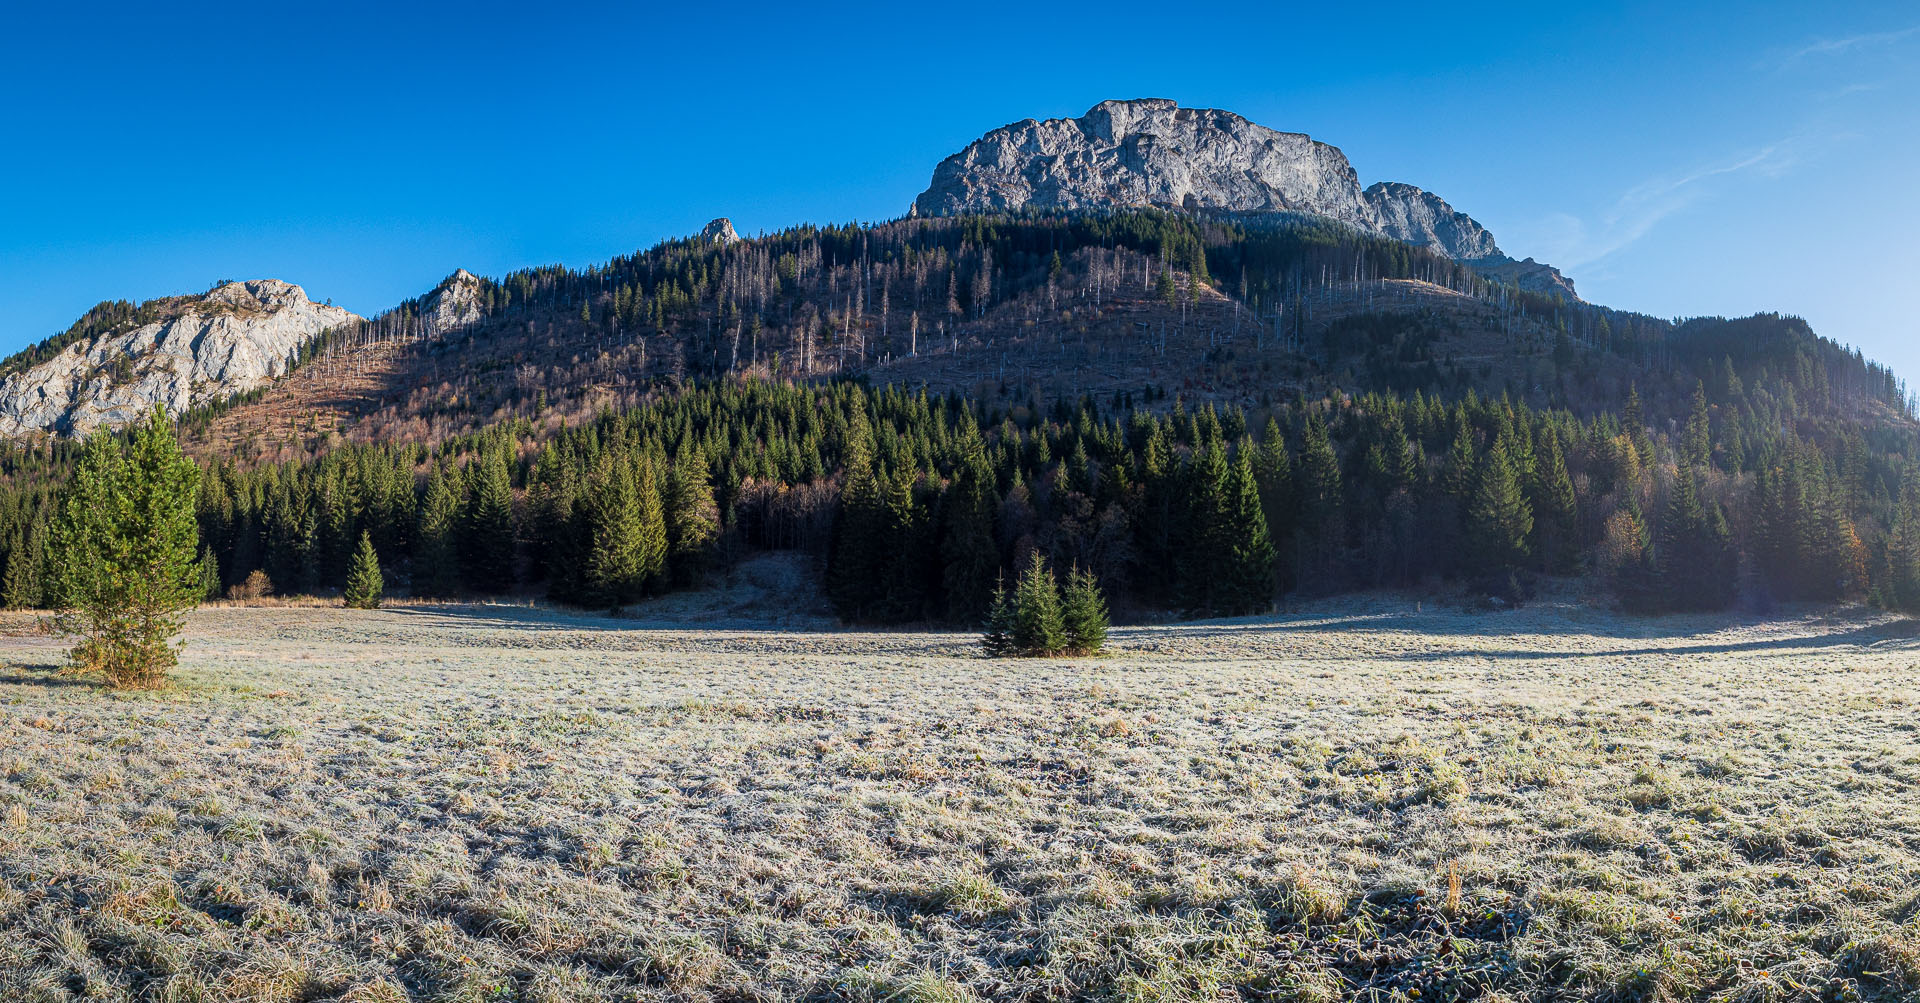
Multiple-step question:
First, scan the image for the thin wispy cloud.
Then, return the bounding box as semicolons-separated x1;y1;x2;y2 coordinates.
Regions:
1530;143;1797;269
1781;25;1919;66
1819;81;1885;100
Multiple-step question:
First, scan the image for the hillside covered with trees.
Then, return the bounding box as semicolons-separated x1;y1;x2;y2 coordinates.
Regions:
0;210;1913;621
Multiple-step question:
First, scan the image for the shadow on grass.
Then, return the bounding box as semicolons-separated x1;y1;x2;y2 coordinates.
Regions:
379;603;846;634
218;597;1920;664
0;657;94;690
1118;609;1920;661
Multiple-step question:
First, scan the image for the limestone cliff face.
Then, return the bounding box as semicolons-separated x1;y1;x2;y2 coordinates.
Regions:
700;218;742;245
1360;182;1502;261
915;99;1573;296
0;280;359;437
420;269;484;338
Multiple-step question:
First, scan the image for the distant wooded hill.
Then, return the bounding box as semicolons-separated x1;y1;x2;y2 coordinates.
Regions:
0;210;1912;619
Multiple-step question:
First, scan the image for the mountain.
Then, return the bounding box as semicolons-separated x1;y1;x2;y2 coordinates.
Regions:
913;99;1573;296
0;100;1890;458
0;104;1599;444
0;280;357;438
0;102;1913;623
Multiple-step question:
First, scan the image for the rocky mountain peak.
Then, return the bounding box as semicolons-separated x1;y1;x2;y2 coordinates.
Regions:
200;278;324;315
0;279;358;438
701;218;741;245
914;99;1573;296
421;269;485;337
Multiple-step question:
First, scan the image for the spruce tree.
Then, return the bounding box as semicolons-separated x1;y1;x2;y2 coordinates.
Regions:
414;465;462;597
1295;414;1343;586
664;445;719;586
1061;564;1109;655
1133;426;1179;604
3;526;43;609
529;445;582;598
827;398;887;618
196;545;221;601
315;472;353;588
877;471;932;621
1529;431;1578;574
344;531;384;609
1253;419;1294;591
1684;381;1711;469
1655;464;1735;610
980;576;1015;656
1010;551;1066;656
1624;384;1653;462
49;409;201;689
1751;461;1799;598
1468;441;1533;575
228;505;261;593
1222;448;1276;614
632;451;670;594
1176;438;1230;614
940;441;1000;623
583;450;645;608
463;451;515;593
1442;419;1478;502
265;484;315;595
1885;471;1920;611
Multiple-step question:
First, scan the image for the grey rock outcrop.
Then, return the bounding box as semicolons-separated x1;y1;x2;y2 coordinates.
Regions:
421;269;484;338
915;99;1574;296
1360;182;1501;260
0;279;359;437
701;218;741;245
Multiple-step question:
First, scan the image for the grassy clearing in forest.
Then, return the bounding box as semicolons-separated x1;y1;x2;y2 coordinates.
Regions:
0;591;1916;1001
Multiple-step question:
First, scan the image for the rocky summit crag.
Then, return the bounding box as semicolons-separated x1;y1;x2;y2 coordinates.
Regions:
914;98;1572;295
419;269;485;338
0;280;358;438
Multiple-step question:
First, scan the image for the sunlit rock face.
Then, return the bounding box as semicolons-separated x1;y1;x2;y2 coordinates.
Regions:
0;279;359;437
916;99;1574;296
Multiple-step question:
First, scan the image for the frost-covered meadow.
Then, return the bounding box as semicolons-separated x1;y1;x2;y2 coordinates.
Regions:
0;588;1916;1001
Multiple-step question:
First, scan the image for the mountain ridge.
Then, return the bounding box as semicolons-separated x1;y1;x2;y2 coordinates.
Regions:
0;102;1893;446
913;99;1573;296
0;280;357;438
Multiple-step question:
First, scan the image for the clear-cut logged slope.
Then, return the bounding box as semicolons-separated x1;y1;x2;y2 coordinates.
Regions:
0;280;359;437
914;98;1573;295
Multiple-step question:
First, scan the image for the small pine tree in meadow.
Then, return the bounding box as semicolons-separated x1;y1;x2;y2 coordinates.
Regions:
1061;564;1109;655
343;531;384;609
1010;552;1066;656
49;408;201;689
980;576;1015;657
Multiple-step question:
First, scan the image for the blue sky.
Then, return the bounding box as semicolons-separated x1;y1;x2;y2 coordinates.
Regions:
2;2;1916;381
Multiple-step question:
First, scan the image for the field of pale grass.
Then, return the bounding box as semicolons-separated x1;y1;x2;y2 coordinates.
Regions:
0;589;1916;1002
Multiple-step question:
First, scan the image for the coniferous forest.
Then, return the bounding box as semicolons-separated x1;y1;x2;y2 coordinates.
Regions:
0;211;1914;622
0;367;1910;622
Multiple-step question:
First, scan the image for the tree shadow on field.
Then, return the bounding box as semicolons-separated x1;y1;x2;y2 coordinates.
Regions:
1388;622;1914;661
1120;608;1920;662
0;656;93;690
383;603;834;634
366;603;987;658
